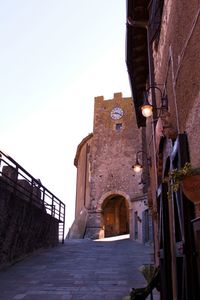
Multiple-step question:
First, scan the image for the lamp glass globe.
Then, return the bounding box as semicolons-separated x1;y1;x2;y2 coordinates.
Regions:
141;105;153;117
133;164;143;173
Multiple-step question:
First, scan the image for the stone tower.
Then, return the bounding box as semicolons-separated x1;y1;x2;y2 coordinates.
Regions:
73;93;149;240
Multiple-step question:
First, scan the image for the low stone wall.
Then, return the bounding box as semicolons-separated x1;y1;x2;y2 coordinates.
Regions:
67;206;88;239
0;178;59;268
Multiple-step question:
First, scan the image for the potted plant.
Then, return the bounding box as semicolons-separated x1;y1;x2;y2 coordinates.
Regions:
166;163;200;203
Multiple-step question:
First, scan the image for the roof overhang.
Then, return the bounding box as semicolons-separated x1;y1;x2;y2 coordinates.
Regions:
126;0;150;127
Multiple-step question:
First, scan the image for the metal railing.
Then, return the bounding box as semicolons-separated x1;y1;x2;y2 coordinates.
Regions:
0;150;65;243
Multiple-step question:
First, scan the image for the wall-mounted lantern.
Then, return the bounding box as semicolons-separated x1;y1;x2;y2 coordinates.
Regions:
141;86;168;118
132;150;151;173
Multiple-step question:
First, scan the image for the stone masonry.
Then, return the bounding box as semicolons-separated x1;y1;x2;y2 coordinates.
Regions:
73;93;151;241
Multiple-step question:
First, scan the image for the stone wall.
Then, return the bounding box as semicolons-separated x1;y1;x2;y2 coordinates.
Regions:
0;177;59;268
73;93;152;241
90;93;142;207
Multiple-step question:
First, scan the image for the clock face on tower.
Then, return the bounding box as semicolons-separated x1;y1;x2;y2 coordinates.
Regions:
110;107;124;120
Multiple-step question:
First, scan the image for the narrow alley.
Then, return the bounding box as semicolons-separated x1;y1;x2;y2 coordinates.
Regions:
0;236;157;300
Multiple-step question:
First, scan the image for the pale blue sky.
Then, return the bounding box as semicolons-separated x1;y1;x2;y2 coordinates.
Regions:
0;1;131;231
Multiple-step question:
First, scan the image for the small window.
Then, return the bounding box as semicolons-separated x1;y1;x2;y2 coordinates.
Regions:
116;123;122;130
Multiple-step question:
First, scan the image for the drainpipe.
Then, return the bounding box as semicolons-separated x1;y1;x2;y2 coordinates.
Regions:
169;46;180;134
146;28;158;191
127;18;158;191
127;18;158;265
147;30;178;300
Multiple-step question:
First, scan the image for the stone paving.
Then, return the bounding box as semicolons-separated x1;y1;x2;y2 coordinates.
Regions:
0;235;159;300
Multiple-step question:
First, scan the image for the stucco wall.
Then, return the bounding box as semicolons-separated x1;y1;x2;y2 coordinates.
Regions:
75;136;92;218
131;196;150;242
153;0;200;167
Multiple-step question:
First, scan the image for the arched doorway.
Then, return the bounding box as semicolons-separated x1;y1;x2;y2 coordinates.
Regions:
102;195;129;237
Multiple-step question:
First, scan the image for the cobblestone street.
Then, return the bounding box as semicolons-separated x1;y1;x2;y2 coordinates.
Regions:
0;236;159;300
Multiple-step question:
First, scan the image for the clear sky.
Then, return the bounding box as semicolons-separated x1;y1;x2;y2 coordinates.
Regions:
0;1;131;232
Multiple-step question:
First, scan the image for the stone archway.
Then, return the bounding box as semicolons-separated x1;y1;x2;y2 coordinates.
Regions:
101;194;130;237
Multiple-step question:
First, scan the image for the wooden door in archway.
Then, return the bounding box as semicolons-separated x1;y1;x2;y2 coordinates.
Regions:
102;196;129;237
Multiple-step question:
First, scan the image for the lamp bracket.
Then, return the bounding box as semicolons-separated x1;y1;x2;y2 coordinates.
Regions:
146;85;168;110
135;150;151;166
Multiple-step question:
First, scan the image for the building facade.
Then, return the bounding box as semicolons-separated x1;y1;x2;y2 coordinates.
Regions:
126;0;200;299
73;93;152;243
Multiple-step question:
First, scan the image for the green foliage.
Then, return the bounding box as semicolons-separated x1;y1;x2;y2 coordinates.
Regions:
138;264;156;284
163;162;193;192
122;296;131;300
